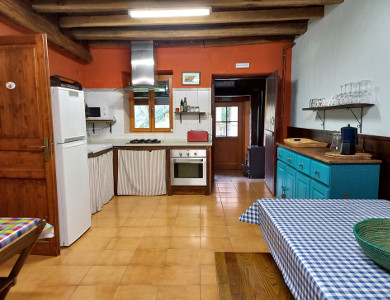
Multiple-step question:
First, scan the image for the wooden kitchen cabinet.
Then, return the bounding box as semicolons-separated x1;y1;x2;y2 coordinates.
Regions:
277;145;380;199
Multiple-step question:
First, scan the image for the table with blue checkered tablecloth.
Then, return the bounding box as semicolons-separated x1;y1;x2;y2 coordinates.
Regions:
239;198;390;300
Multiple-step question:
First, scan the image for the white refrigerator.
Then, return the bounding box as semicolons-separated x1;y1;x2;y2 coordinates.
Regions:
51;86;91;246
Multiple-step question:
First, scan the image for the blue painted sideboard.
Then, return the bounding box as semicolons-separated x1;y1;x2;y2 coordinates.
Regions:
276;145;380;199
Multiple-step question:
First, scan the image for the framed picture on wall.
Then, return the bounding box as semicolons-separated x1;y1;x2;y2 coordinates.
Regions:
182;72;200;85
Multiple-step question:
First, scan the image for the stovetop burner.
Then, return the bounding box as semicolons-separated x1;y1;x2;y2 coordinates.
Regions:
128;139;161;144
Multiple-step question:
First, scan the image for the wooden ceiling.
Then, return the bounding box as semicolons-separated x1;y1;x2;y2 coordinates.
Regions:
0;0;343;63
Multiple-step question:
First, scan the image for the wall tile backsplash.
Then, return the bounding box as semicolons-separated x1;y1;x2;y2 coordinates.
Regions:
84;88;212;142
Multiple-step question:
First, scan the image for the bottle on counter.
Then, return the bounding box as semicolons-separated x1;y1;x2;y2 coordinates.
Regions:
183;97;187;112
180;99;184;112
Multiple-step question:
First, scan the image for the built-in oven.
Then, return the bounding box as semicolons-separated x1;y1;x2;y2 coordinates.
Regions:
170;149;207;186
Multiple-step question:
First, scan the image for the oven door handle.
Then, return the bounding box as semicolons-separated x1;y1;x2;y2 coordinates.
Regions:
173;158;204;163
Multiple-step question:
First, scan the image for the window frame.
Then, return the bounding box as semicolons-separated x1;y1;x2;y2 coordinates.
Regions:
215;105;239;138
129;74;173;132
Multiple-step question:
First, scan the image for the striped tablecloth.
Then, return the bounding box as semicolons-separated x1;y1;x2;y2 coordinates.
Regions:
240;198;390;300
0;218;40;249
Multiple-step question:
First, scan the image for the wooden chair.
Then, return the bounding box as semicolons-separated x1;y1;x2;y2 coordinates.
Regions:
0;219;46;300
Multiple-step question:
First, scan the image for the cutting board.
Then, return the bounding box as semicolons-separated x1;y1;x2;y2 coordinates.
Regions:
284;138;328;148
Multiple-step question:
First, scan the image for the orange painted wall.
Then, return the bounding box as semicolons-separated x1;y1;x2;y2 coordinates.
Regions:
1;16;292;134
83;47;131;88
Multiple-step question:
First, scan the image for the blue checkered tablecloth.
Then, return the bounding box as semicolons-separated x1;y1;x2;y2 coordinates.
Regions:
239;198;390;300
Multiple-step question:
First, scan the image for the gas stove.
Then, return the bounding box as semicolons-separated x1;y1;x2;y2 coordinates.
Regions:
128;139;161;144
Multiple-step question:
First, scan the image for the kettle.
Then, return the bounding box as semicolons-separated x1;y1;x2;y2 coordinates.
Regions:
340;124;358;155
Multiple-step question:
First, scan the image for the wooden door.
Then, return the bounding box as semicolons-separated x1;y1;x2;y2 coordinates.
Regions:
264;70;279;195
214;102;244;170
0;34;59;256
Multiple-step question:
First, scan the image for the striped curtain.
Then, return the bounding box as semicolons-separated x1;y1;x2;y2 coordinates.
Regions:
88;151;114;214
117;149;166;196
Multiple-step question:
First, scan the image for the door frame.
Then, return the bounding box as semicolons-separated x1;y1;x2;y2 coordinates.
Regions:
211;74;268;176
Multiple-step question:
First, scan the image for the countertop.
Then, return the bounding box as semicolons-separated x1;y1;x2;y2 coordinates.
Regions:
87;143;113;154
278;143;382;164
88;139;212;148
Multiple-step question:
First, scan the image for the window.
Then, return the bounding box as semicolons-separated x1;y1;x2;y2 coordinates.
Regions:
216;106;238;137
130;75;173;132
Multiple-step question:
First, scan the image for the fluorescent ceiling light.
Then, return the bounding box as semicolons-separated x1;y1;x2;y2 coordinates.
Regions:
129;8;211;18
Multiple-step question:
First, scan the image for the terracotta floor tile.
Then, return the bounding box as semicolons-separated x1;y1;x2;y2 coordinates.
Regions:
28;286;77;300
17;266;57;285
201;265;217;285
116;227;145;238
106;237;140;250
143;226;174;237
175;217;201;226
161;265;200;285
172;226;200;237
71;237;112;251
201;217;226;227
96;249;135;266
114;285;158;300
137;237;171;249
81;266;126;285
148;217;176;226
201;285;219;300
121;266;164;285
85;227;119;238
157;285;200;300
60;249;103;266
201;237;233;251
169;237;200;249
122;217;151;227
93;217;127;228
5;284;37;300
224;216;247;227
200;226;229;237
129;210;155;218
230;237;270;252
228;225;262;237
152;210;178;218
200;210;225;217
70;285;117;300
200;250;216;265
130;249;167;265
165;249;200;265
39;266;91;286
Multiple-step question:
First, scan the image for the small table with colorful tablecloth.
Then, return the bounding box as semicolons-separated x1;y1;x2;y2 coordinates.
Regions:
0;218;47;299
240;198;390;300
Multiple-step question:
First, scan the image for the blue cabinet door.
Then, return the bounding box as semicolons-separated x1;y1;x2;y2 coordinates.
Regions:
310;180;330;199
296;172;310;198
276;160;286;198
285;165;296;198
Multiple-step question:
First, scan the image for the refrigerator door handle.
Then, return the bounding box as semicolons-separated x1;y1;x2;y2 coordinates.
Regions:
29;137;50;161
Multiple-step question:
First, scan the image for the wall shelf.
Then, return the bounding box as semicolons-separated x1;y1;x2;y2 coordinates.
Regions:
86;119;116;133
302;103;374;133
175;112;206;123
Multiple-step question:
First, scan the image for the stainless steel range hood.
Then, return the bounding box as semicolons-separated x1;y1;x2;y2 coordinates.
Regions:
123;41;157;91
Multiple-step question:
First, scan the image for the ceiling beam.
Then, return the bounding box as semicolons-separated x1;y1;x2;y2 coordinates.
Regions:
72;22;307;41
60;7;323;28
33;0;343;13
88;36;295;48
0;0;92;63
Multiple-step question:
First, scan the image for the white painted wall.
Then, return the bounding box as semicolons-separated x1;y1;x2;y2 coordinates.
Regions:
291;0;390;136
84;88;212;142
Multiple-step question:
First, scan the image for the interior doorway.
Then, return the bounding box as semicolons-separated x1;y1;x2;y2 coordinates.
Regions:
214;100;246;170
212;76;266;172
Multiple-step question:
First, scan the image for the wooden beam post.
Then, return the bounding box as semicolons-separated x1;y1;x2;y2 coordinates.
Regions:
0;0;92;63
32;0;343;13
72;22;307;41
59;7;324;28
